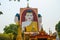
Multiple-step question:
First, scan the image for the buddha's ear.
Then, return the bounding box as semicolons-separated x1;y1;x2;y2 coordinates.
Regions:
25;16;27;21
25;16;26;18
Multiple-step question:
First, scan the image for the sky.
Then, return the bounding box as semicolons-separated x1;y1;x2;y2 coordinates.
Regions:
0;0;60;33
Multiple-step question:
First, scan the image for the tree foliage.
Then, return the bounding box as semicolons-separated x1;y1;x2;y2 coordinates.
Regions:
4;24;18;40
0;11;3;15
55;21;60;32
55;21;60;37
4;24;18;34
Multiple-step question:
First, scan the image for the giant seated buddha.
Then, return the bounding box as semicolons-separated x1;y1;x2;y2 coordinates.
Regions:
21;9;38;32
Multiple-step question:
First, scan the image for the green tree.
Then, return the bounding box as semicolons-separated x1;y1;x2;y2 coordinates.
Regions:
55;21;60;37
4;24;18;40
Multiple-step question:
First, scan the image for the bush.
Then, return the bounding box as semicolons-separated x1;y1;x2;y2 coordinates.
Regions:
0;33;14;40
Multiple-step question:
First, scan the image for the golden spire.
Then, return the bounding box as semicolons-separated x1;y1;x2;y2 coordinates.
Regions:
16;22;22;40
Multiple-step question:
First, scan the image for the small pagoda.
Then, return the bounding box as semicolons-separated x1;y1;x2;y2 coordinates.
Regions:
30;27;56;40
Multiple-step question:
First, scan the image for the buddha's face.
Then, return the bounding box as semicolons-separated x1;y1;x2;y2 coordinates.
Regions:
25;12;33;21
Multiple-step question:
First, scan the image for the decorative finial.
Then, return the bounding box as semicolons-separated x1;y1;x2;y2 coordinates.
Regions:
49;28;52;36
27;0;29;8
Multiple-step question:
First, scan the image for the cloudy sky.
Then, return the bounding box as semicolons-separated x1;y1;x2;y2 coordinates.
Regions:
0;0;60;33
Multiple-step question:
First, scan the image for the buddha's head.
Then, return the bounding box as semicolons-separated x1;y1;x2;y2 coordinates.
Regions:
25;10;33;21
21;9;38;22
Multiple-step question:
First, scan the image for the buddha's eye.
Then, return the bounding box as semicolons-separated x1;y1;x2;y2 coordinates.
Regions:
27;15;29;16
30;15;33;16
